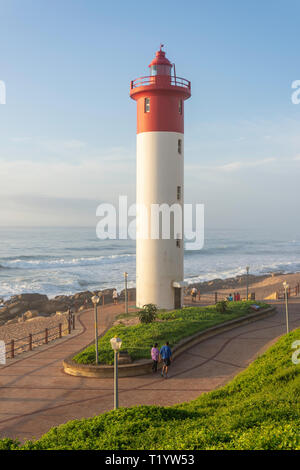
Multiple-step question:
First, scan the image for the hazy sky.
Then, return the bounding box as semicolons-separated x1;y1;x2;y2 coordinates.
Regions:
0;0;300;234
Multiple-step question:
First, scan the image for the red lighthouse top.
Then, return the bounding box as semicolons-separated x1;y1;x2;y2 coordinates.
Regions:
130;47;191;134
149;49;171;66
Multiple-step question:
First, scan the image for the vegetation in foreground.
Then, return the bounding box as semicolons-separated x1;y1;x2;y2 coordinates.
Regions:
1;327;299;450
73;301;269;365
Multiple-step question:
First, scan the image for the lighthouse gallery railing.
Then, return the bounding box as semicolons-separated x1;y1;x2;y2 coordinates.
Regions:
131;75;191;90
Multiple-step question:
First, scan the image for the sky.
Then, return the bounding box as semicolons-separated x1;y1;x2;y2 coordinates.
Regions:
0;0;300;234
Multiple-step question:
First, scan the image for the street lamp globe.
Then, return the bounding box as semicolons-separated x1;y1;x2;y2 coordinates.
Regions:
283;281;289;290
91;295;100;305
110;336;122;351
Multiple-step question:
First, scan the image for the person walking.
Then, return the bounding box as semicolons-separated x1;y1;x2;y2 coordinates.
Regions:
191;287;197;303
160;341;172;378
112;289;118;305
151;343;159;373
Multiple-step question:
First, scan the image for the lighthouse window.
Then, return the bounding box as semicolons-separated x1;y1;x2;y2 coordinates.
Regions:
144;97;150;113
179;99;182;114
177;186;181;200
150;65;157;76
178;139;182;154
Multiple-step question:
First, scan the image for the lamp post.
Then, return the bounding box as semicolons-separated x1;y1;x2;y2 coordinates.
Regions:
110;336;122;410
283;281;289;334
246;266;250;300
124;272;128;315
91;294;101;365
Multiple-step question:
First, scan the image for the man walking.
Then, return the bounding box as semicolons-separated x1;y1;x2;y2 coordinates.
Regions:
160;341;172;378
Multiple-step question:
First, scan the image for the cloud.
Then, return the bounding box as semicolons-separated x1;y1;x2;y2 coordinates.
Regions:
0;193;100;226
0;154;135;200
216;158;276;172
11;137;32;143
0;153;136;225
9;137;87;160
186;157;277;173
60;140;86;150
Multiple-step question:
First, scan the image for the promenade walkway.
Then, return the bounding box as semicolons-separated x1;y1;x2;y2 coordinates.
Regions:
0;299;299;442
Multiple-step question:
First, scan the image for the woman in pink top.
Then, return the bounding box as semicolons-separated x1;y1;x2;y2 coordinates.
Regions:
151;343;159;373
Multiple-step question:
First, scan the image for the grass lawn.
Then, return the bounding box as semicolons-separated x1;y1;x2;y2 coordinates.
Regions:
73;301;269;365
2;327;299;450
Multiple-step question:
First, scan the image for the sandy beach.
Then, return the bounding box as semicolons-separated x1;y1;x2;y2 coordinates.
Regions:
0;313;69;356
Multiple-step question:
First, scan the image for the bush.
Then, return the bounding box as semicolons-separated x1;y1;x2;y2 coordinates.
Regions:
138;304;158;324
216;300;228;313
73;301;269;365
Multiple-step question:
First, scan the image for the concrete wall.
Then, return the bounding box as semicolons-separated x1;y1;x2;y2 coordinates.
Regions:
136;131;184;309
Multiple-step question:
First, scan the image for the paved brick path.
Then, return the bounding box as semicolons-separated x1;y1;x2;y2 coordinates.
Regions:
0;299;299;442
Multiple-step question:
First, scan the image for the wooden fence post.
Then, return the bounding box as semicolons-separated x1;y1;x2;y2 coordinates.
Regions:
68;317;71;334
29;334;32;351
72;314;75;330
11;339;14;359
45;328;48;344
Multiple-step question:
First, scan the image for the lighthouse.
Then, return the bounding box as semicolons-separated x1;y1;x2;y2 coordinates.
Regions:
130;46;191;310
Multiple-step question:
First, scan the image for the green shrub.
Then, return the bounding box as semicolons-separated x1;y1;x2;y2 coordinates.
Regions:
73;301;269;365
215;300;228;313
138;304;158;324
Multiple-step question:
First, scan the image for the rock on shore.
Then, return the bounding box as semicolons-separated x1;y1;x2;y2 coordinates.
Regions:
0;288;136;326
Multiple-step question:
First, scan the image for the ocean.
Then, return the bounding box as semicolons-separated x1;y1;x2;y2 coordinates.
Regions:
0;227;300;299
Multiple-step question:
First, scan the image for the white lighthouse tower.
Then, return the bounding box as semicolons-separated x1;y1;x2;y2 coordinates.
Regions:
130;46;191;310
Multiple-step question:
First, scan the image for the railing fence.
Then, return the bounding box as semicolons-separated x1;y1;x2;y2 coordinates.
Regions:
4;314;75;360
184;282;300;305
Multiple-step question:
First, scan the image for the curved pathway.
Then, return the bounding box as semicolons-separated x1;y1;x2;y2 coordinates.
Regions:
0;300;299;442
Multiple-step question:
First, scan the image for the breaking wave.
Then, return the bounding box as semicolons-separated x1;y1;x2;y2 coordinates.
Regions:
0;253;135;270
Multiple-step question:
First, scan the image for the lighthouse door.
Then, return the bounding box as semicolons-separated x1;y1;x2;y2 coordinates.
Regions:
174;288;181;309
